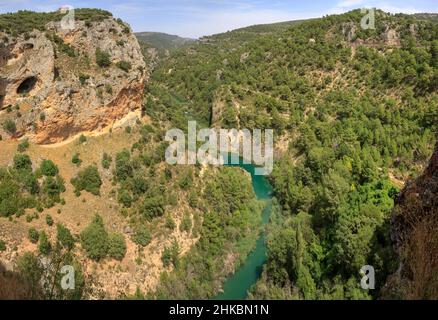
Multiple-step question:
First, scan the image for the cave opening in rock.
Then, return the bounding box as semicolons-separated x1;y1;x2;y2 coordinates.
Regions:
17;76;37;94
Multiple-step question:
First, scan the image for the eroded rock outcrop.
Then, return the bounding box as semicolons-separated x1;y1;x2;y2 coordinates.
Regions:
0;15;146;144
381;26;400;46
341;22;357;42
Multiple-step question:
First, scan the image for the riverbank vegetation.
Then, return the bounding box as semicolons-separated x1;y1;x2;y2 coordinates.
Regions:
99;123;265;299
152;168;264;299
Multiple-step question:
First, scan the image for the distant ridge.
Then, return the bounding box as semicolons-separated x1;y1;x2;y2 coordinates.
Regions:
409;12;438;22
225;18;309;34
135;32;195;51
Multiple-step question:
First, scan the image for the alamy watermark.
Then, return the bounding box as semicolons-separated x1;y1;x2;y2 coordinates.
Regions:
165;121;274;175
60;265;75;290
360;8;375;30
360;265;375;290
60;5;75;30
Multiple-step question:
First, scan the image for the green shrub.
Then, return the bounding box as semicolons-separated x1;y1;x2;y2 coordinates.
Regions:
115;150;132;181
56;223;75;249
0;179;22;217
131;176;148;195
71;153;82;167
188;191;199;208
16;252;42;297
96;87;103;99
179;211;192;233
122;25;130;34
108;233;127;260
17;139;30;152
96;48;111;67
118;189;133;208
132;225;151;247
102;152;112;169
165;215;176;230
80;214;108;260
138;196;165;220
45;214;54;226
13;154;32;171
22;174;39;196
71;165;102;196
79;73;90;85
178;169;193;190
161;240;179;268
39;159;59;176
41;176;65;205
28;227;39;244
49;34;76;57
0;239;6;251
3;119;16;134
78;134;87;144
116;60;132;72
105;84;113;94
60;43;76;57
38;230;51;255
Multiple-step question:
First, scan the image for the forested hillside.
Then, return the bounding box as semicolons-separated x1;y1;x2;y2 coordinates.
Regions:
144;9;437;299
1;7;437;300
135;32;195;52
135;32;195;71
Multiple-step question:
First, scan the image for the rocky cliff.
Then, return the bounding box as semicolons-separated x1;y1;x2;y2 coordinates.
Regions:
0;10;146;144
384;141;438;299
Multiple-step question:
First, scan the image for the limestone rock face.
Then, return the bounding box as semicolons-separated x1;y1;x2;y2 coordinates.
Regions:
383;142;438;299
340;20;403;47
0;17;147;144
381;26;400;46
391;143;438;251
341;22;357;42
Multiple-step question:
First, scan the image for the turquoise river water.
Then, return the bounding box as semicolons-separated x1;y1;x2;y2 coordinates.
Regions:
214;156;273;300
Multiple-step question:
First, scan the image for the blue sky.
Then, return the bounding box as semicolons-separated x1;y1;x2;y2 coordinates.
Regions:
1;0;437;38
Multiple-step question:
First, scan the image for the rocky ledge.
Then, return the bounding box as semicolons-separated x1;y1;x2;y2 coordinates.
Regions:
0;13;147;144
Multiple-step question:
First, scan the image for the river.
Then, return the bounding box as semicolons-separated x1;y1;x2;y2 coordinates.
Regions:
214;156;273;300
